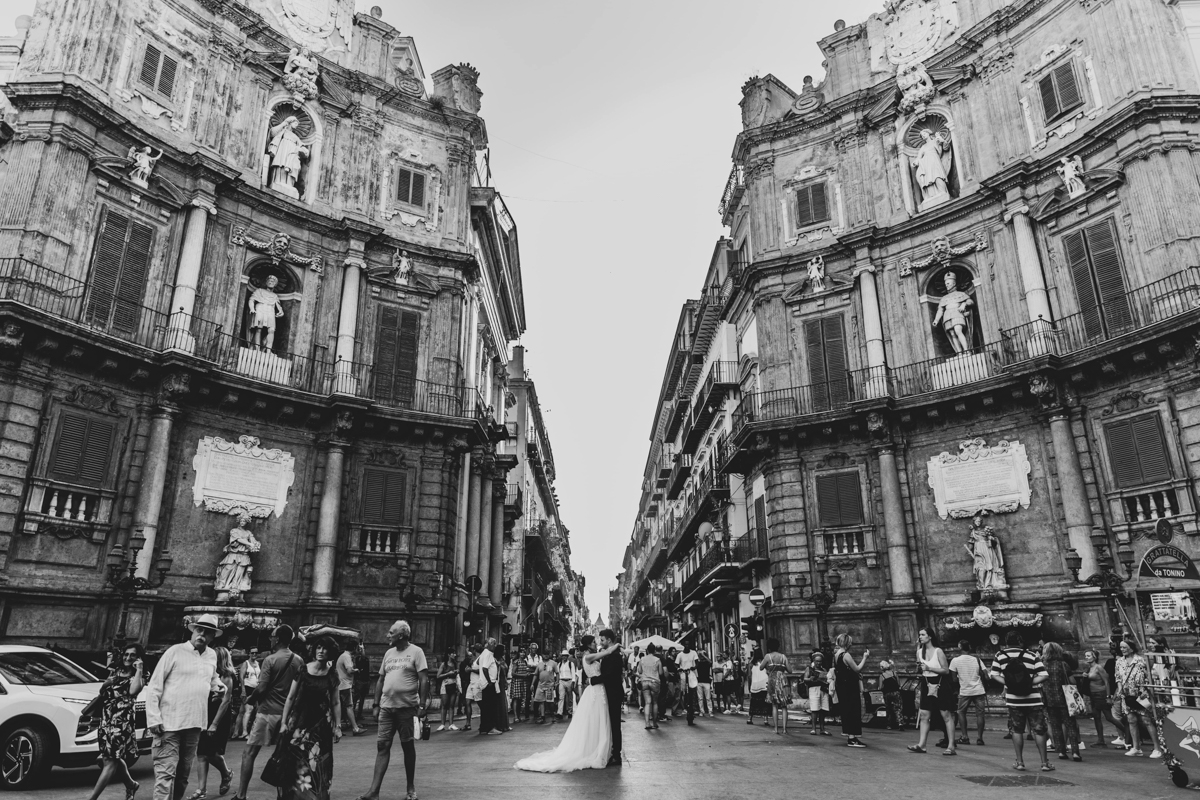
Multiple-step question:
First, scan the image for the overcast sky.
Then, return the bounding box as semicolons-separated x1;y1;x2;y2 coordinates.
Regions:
5;0;881;621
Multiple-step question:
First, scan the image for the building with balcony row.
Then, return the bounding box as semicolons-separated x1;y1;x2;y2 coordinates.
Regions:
0;0;585;656
616;0;1200;667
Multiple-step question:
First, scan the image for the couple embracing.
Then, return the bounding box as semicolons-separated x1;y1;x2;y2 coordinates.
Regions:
514;629;624;772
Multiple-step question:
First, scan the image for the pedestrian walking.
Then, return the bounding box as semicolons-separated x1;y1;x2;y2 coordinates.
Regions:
949;640;987;746
459;646;478;729
833;634;868;748
557;650;578;719
803;652;831;736
145;614;226;800
185;645;236;800
712;653;728;713
233;647;261;740
747;654;769;726
336;642;365;735
278;635;342;800
990;630;1052;772
435;650;460;731
84;643;145;800
531;655;559;723
509;646;531;722
879;659;904;731
495;644;513;731
475;639;504;735
676;644;700;725
230;625;303;800
636;645;664;730
353;642;372;722
908;627;957;756
1115;637;1161;758
1082;648;1126;746
761;638;790;734
464;644;485;731
357;620;429;800
1041;642;1082;762
695;651;715;718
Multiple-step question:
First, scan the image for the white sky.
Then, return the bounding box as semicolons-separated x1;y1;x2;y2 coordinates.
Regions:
4;0;882;621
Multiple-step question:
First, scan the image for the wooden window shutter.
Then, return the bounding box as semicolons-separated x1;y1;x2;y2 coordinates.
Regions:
373;306;400;404
396;311;420;404
1105;414;1172;489
815;474;841;527
816;472;863;528
85;209;131;326
395;168;412;203
1064;229;1102;340
111;221;153;333
410;172;426;207
78;418;116;486
1084;219;1132;333
796;187;813;228
48;413;115;487
157;54;178;97
1053;62;1082;113
382;472;405;524
362;468;406;525
139;44;162;89
805;316;847;411
1038;73;1060;122
754;496;767;535
811;183;830;224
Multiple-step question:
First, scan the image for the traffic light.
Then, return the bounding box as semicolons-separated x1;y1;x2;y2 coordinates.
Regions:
462;614;477;634
741;614;763;641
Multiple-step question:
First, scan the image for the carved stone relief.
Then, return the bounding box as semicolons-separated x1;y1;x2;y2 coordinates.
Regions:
927;438;1032;520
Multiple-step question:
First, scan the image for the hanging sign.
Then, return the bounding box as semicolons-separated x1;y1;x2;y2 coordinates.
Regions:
1139;545;1200;581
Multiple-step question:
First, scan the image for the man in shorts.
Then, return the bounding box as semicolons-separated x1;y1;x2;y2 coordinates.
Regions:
231;625;302;800
990;630;1050;771
358;620;428;800
337;642;366;735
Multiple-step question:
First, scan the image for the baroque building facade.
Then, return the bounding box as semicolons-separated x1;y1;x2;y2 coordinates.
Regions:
0;0;574;656
618;0;1200;668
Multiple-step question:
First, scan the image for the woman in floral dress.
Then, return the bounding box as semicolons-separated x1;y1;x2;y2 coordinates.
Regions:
280;636;342;800
760;638;791;734
1115;637;1161;758
85;643;145;800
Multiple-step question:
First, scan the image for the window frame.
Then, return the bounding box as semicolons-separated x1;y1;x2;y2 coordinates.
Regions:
391;164;429;211
794;181;832;230
135;39;181;103
813;468;865;529
1038;59;1085;125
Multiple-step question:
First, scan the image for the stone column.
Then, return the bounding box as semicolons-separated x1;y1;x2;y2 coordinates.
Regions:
132;407;177;578
489;477;506;605
854;263;888;398
334;257;364;394
464;449;483;584
453;453;470;585
1006;205;1054;355
478;456;495;595
877;443;915;598
311;443;346;600
165;199;215;352
1049;410;1098;577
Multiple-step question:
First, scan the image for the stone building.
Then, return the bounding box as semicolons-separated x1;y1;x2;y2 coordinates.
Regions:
0;0;540;656
620;0;1200;668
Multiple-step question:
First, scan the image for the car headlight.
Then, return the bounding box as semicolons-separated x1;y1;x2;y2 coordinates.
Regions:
63;696;91;705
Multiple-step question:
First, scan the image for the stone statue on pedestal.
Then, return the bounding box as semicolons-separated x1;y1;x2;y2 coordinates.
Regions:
1057;155;1086;199
248;275;284;351
266;116;309;198
214;512;262;603
964;513;1007;592
914;127;952;208
807;256;826;293
127;146;162;188
932;271;974;354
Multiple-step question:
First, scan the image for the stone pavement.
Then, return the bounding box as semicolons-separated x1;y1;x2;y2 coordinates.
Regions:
30;710;1180;800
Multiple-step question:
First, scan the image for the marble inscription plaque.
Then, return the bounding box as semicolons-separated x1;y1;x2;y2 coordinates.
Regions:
927;438;1031;520
192;435;295;518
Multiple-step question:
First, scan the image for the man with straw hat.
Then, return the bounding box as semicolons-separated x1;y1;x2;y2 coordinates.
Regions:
145;613;226;800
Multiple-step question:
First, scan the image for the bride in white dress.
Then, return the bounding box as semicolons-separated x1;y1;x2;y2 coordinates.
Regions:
514;635;619;773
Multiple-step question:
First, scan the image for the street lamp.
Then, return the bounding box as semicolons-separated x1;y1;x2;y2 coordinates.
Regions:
1066;527;1136;595
796;561;841;650
104;529;172;650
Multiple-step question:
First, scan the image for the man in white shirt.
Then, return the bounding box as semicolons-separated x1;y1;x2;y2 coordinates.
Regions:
476;638;503;734
556;650;578;720
145;614;225;800
336;646;365;735
675;645;700;725
950;639;988;745
359;620;429;800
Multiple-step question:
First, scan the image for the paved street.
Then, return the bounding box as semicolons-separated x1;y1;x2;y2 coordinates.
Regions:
28;711;1179;800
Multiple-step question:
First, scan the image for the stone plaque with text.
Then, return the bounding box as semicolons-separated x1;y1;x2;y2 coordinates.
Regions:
192;435;295;518
927;438;1031;520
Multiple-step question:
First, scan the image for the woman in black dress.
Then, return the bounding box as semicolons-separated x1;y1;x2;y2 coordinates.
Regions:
833;633;869;748
280;635;343;800
85;643;145;800
187;645;237;799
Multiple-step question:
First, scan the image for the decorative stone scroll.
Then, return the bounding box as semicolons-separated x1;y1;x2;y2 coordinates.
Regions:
898;231;987;277
927;438;1031;520
192;435;295;519
231;228;323;275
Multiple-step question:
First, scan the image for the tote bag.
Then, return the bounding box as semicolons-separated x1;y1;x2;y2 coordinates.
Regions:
1062;683;1089;717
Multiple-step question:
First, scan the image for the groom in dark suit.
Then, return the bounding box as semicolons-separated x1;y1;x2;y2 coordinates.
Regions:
597;629;623;766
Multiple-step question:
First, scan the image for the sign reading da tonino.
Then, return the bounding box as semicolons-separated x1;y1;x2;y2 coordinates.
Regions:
1139;545;1200;582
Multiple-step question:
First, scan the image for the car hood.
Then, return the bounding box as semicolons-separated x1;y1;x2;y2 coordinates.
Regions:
25;682;100;701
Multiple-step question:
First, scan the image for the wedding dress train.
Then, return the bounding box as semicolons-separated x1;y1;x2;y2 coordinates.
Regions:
514;658;611;773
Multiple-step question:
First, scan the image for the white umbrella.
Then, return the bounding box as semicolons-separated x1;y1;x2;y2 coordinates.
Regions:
628;634;684;652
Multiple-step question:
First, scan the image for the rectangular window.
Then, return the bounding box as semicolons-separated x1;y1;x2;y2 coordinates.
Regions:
1104;413;1173;489
815;471;863;528
795;182;830;228
1063;218;1132;340
47;412;116;488
394;167;427;208
753;495;768;558
803;315;848;412
138;43;178;98
361;468;406;525
373;306;420;406
85;209;154;333
1039;61;1083;123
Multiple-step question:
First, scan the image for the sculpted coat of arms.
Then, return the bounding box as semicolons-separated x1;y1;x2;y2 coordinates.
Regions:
878;0;959;67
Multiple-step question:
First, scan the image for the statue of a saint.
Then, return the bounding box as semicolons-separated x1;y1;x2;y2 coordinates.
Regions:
914;128;952;207
283;47;319;102
963;514;1007;592
248;274;285;351
807;255;826;292
394;249;412;284
266;116;309;198
1056;155;1085;199
214;512;262;603
127;146;162;188
932;271;974;354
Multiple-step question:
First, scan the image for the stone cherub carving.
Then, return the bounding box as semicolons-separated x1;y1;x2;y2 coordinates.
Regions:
1056;155;1086;199
247;274;285;351
915;127;953;207
897;62;935;116
932;271;974;354
214;512;262;603
127;146;163;188
266;116;309;198
282;47;319;102
964;513;1007;592
807;255;826;293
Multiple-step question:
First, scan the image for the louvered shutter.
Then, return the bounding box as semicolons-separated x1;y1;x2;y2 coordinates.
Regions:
48;413;115;487
816;472;863;527
804;319;827;411
410;172;426;207
1085;219;1132;334
1053;62;1082;114
1105;414;1173;489
78;418;116;486
811;183;830;223
1038;73;1060;121
111;221;152;333
796;187;813;228
157;54;177;97
85;210;131;326
139;44;162;89
373;306;400;404
362;469;388;523
395;168;412;203
823;316;848;408
381;472;406;524
835;472;864;525
396;311;419;404
816;474;841;527
754;495;768;556
1064;229;1103;340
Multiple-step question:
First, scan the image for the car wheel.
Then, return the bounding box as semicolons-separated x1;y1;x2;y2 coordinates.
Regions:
0;724;51;790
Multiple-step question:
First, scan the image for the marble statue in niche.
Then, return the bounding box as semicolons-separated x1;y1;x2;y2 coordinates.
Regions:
1057;155;1086;199
964;513;1007;592
127;145;162;188
214;511;261;602
282;47;320;103
247;274;285;351
915;128;951;205
266;116;310;198
932;270;974;354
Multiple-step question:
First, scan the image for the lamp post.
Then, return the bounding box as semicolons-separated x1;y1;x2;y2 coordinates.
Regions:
796;561;841;651
1066;527;1136;595
104;528;172;650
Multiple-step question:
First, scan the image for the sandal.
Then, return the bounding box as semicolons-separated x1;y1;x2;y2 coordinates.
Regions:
820;730;831;736
185;792;206;800
218;776;232;796
1013;762;1026;771
1041;763;1055;772
942;750;957;756
126;782;140;800
907;745;927;753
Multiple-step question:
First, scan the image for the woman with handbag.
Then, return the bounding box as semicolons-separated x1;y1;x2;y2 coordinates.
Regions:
833;633;869;749
909;628;958;756
1041;642;1082;762
1115;637;1161;758
84;643;145;800
760;638;791;734
186;645;237;799
1083;648;1126;747
278;635;342;799
804;652;831;736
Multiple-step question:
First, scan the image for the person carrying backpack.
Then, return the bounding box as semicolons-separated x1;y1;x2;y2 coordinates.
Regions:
990;630;1051;772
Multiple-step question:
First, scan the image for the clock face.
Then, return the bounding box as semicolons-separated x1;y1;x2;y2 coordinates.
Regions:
886;0;944;65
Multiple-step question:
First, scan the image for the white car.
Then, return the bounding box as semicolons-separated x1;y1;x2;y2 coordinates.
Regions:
0;645;150;790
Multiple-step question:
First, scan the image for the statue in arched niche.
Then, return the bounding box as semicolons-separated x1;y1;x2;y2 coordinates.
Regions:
264;106;314;200
932;270;974;354
904;113;956;211
248;274;285;351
